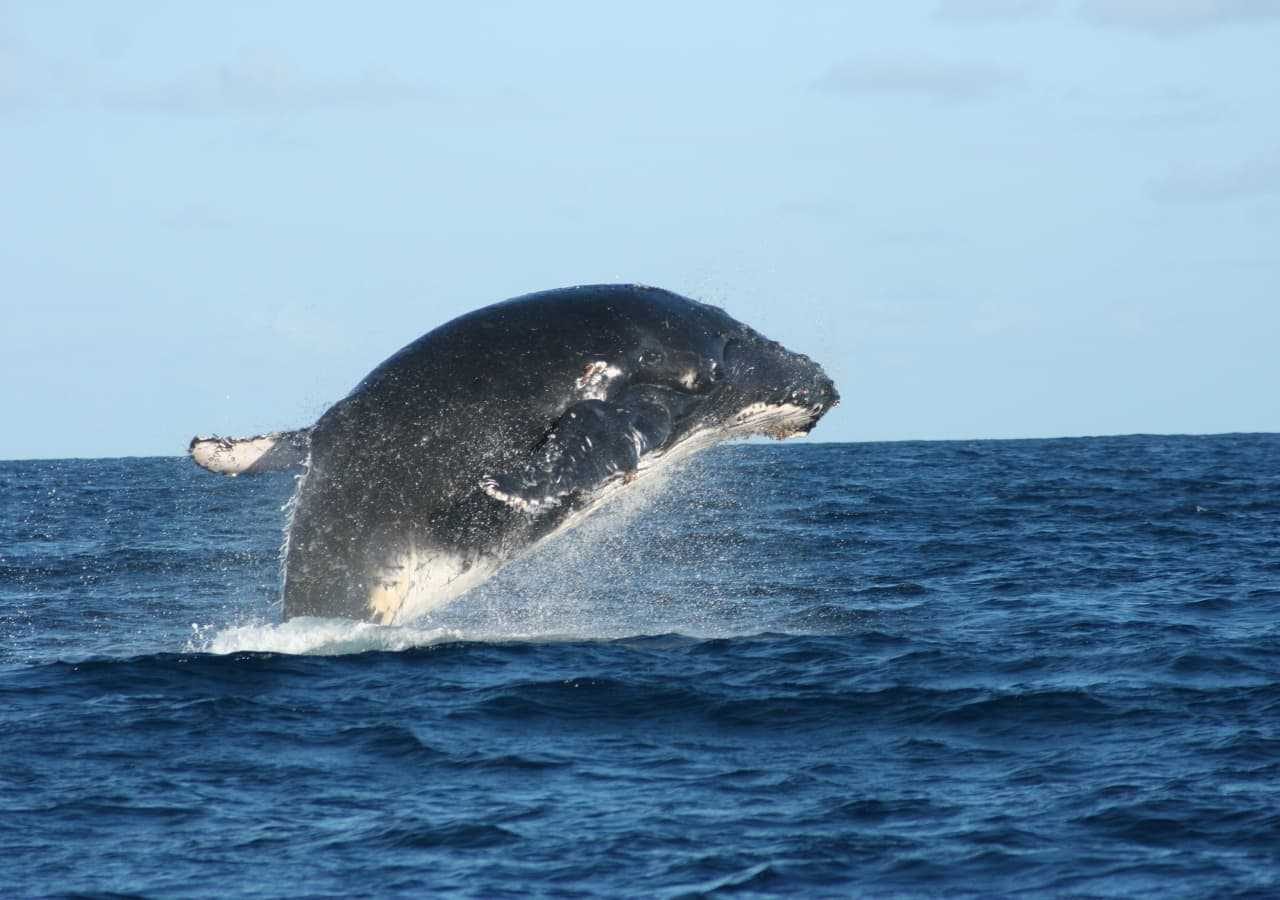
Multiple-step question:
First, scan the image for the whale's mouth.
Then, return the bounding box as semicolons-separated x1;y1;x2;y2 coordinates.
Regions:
727;400;830;440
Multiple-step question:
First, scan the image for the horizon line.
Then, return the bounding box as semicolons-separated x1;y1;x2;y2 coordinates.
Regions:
3;429;1276;464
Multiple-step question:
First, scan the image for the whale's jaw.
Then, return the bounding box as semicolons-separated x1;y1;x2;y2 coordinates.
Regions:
726;401;828;440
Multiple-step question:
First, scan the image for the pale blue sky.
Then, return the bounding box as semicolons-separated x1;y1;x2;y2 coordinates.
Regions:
3;1;1278;459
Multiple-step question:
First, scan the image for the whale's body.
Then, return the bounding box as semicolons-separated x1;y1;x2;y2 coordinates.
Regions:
190;285;838;623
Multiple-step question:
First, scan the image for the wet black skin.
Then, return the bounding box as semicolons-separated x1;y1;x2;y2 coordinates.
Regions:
283;284;838;621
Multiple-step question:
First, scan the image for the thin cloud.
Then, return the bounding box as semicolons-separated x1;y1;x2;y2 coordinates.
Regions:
934;0;1059;23
0;43;19;111
870;228;962;247
774;199;845;220
1069;83;1230;130
0;25;86;112
935;0;1280;32
104;47;435;115
161;204;234;231
1151;149;1280;203
816;57;1022;103
1078;0;1280;35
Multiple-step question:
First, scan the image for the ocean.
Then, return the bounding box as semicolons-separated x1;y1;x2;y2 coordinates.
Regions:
2;434;1278;898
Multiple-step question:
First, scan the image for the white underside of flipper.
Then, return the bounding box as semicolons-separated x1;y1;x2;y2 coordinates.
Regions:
189;430;310;476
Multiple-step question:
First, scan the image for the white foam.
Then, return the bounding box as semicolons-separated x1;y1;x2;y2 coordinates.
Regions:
190;617;469;656
189;614;698;657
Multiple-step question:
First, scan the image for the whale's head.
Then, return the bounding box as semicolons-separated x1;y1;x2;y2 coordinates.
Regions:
714;328;839;439
630;302;839;446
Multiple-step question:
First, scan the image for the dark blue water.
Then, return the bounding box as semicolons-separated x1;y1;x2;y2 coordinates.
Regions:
3;435;1278;898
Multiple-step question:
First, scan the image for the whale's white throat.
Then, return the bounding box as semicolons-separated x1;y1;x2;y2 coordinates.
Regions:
365;399;816;625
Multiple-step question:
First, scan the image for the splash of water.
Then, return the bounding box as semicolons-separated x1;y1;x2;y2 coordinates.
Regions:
195;454;772;655
188;617;468;655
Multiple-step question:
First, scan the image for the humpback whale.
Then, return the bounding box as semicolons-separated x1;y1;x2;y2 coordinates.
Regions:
191;285;838;624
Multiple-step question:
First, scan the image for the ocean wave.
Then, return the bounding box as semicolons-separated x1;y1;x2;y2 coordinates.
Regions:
5;437;1280;898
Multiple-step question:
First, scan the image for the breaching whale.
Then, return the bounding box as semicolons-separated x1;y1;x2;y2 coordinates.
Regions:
190;285;838;624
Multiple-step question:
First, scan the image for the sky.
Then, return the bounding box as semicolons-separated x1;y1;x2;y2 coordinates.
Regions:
2;0;1278;459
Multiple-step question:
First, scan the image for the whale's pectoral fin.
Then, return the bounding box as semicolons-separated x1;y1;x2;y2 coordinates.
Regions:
481;395;673;513
189;428;311;476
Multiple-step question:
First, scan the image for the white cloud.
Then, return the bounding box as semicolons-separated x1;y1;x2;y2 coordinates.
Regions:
0;24;86;112
933;0;1280;33
161;204;234;231
0;47;20;111
1078;0;1280;35
1067;83;1229;130
816;57;1022;103
104;47;435;115
774;199;845;220
1151;149;1280;202
934;0;1059;23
